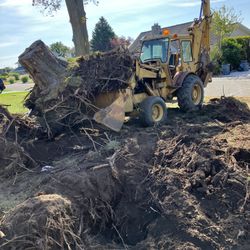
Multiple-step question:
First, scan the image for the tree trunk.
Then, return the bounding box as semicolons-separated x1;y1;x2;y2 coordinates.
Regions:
19;40;69;137
19;40;67;91
65;0;90;56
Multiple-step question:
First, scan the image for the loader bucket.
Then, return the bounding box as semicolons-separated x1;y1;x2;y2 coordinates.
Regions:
93;94;125;132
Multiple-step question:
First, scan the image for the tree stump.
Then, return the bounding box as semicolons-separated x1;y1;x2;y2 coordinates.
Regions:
19;40;133;137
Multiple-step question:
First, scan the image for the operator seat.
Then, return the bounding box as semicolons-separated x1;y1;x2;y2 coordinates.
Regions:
169;53;179;77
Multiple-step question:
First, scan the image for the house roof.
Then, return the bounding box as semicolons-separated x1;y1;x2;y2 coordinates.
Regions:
129;21;193;53
130;21;250;53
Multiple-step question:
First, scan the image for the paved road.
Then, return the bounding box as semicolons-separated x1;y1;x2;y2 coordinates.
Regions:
4;76;250;97
205;77;250;97
5;83;34;92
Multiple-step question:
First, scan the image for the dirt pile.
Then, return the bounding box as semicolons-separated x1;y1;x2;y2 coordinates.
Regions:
0;138;36;178
0;106;38;177
0;105;40;139
144;132;249;249
0;98;249;249
0;194;81;250
204;97;250;122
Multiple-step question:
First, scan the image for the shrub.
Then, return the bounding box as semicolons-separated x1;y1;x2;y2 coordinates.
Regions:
222;36;250;63
0;75;7;81
210;46;222;75
9;78;15;84
211;45;221;61
221;39;243;69
9;72;20;81
212;61;221;75
234;36;250;61
21;76;29;83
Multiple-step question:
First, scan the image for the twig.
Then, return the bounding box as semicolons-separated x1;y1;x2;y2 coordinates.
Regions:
112;223;128;250
12;172;18;185
43;114;53;139
239;165;249;213
2;118;15;137
82;128;103;151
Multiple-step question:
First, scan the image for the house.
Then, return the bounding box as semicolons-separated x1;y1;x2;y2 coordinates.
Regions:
10;62;27;75
12;66;26;75
129;22;250;53
0;67;12;74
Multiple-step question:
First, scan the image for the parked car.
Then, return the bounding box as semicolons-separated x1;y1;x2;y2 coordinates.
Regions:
0;78;5;93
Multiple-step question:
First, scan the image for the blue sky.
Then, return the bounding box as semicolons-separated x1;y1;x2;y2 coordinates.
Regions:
0;0;250;68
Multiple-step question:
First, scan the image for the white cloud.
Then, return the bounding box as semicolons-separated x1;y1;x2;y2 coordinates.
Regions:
0;0;29;7
84;0;168;37
166;0;225;8
0;55;18;67
0;55;17;60
85;0;166;17
0;42;17;48
0;0;45;13
0;0;68;23
0;0;231;68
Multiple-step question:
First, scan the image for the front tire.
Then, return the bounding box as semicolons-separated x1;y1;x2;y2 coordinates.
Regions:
177;75;204;111
139;96;167;126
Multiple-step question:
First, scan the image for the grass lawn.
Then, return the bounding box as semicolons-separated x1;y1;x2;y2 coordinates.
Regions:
0;90;249;115
0;91;29;114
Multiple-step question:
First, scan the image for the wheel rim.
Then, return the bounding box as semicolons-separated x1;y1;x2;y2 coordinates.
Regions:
192;84;202;105
152;104;164;122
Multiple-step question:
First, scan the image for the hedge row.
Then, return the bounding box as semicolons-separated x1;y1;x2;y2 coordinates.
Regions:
0;73;29;84
233;36;250;61
221;36;250;69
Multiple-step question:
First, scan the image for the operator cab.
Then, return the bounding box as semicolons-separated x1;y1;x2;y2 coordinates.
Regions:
140;37;169;64
139;36;180;78
139;33;194;78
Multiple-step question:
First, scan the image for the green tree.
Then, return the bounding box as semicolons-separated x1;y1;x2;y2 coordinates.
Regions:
50;42;71;57
221;39;243;69
212;5;242;49
32;0;99;56
91;17;116;52
111;36;134;49
0;67;12;73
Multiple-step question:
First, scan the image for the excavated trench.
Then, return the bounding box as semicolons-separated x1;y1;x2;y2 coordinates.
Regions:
0;97;250;249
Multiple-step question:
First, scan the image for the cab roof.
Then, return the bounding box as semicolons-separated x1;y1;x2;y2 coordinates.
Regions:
142;33;191;42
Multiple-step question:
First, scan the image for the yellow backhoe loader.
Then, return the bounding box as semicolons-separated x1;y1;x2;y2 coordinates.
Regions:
94;0;213;131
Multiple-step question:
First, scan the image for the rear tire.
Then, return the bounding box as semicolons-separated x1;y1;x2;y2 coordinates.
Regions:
177;75;204;111
139;96;167;126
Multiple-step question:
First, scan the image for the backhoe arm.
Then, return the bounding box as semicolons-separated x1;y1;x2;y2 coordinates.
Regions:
189;0;212;84
201;0;211;53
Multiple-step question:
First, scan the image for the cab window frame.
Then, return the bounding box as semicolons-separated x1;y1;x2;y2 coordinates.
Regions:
181;40;193;63
140;37;170;64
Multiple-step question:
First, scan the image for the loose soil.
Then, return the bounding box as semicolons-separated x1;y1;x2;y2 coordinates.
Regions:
0;97;249;250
